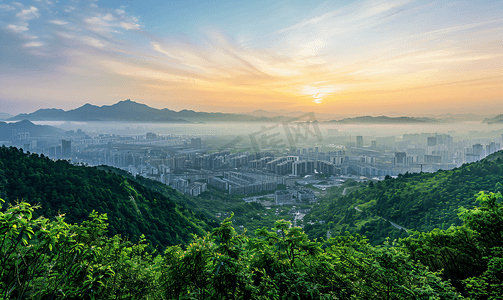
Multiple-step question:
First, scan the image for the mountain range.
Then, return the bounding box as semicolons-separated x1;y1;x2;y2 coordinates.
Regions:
246;110;496;122
8;100;289;123
482;114;503;124
326;115;440;124
0;119;64;140
245;109;348;120
5;99;501;123
0;112;13;120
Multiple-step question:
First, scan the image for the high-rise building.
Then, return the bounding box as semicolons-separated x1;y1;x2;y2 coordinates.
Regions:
191;138;202;148
394;152;407;165
62;140;71;157
427;136;437;147
473;144;484;156
356;136;363;148
292;160;315;176
371;141;377;148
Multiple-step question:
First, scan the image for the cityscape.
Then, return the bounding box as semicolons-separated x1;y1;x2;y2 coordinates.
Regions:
4;114;502;207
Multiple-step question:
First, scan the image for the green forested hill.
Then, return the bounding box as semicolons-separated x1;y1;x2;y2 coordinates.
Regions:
0;146;217;250
305;150;503;244
3;191;502;299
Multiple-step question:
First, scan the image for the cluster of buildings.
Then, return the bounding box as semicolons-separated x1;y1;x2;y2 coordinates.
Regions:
275;187;316;205
209;171;278;195
171;177;208;196
345;133;502;176
7;124;503;200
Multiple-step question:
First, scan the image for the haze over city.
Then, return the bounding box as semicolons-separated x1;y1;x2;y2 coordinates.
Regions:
1;0;502;116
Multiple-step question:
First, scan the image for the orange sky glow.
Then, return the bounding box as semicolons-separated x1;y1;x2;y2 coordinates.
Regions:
1;0;502;116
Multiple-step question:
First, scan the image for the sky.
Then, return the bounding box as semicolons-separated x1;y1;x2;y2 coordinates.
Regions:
0;0;502;116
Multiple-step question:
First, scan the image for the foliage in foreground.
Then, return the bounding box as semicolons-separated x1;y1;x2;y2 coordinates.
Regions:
1;191;502;299
401;192;503;299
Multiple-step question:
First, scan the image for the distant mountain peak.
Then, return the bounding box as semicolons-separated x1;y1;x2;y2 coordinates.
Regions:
8;99;292;123
18;119;34;125
81;103;96;107
482;114;503;123
116;99;135;104
329;115;439;124
0;119;63;140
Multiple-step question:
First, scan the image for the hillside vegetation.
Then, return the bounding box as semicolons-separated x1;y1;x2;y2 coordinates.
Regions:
1;146;503;298
2;191;502;299
95;165;294;237
0;146;217;250
305;150;503;244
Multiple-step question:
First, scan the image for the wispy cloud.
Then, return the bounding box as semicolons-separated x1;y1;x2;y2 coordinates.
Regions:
120;21;140;30
0;4;15;12
16;6;39;20
80;36;105;48
7;24;29;33
34;0;53;5
24;41;43;47
49;20;68;25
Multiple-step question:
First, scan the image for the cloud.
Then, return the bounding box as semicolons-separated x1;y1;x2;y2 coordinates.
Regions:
302;85;342;104
84;16;111;32
55;31;74;39
24;41;44;47
0;30;61;70
0;4;15;12
34;0;54;5
7;24;29;33
16;6;40;20
63;6;75;13
81;36;105;48
84;14;140;33
120;22;140;30
49;20;68;25
103;13;115;21
296;39;326;57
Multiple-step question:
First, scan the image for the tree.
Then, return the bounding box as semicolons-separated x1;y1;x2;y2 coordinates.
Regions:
402;192;503;298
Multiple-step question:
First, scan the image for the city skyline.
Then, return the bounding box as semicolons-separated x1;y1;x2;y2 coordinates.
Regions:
1;0;502;115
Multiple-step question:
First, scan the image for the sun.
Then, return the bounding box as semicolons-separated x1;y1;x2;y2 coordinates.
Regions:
301;85;341;104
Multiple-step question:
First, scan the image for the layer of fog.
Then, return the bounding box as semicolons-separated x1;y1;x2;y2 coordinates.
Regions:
33;121;503;142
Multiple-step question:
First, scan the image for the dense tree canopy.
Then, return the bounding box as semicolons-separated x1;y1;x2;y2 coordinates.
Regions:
0;146;217;250
1;183;502;298
1;199;468;299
